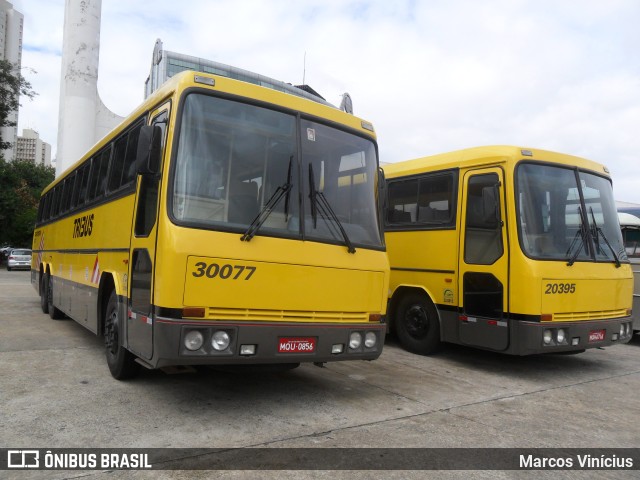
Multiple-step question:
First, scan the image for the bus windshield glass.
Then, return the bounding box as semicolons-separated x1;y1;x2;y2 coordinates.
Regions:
171;93;382;249
516;163;627;264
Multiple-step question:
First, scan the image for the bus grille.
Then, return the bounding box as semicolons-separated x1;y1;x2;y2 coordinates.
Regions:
205;307;369;323
552;309;629;321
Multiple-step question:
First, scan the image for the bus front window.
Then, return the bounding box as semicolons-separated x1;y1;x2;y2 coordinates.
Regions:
171;93;383;249
301;119;382;249
580;171;627;264
172;94;299;237
516;163;627;264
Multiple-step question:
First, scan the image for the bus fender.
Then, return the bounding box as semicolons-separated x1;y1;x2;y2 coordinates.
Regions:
388;285;441;331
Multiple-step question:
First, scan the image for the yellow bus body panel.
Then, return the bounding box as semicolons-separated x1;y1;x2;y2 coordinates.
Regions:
386;229;459;306
154;221;387;320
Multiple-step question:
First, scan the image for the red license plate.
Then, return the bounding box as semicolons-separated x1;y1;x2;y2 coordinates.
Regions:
278;337;316;353
588;329;606;343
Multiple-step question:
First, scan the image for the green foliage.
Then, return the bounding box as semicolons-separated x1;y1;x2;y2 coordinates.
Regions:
0;159;55;247
0;59;37;151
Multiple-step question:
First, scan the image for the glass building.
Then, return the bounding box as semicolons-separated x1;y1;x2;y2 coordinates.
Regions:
144;39;331;107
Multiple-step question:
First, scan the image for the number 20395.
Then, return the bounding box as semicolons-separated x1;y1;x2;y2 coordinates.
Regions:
192;262;256;280
545;283;576;294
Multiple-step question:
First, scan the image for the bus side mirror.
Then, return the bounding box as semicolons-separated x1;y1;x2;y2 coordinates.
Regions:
378;167;387;195
378;167;388;224
136;125;162;176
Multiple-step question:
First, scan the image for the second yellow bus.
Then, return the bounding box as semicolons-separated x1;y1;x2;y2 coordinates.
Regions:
383;146;633;355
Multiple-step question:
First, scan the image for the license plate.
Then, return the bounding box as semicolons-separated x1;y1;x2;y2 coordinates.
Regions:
277;337;316;353
588;329;606;343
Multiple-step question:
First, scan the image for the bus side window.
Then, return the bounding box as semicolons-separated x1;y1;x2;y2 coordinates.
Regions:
45;192;53;220
109;122;143;192
109;135;129;192
122;125;142;186
86;156;99;202
77;164;89;206
95;147;112;199
50;186;61;218
387;179;418;224
61;176;73;214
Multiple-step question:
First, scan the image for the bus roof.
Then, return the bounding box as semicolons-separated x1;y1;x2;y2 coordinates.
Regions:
619;212;640;227
382;145;610;179
47;70;376;194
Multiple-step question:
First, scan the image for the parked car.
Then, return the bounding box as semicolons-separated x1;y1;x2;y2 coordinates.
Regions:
0;245;12;264
6;248;32;271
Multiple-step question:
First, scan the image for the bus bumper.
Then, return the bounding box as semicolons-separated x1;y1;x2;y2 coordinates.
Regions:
515;317;634;355
142;318;386;368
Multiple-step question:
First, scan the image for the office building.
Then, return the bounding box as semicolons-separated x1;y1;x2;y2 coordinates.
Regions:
0;0;23;161
15;128;52;166
144;39;330;106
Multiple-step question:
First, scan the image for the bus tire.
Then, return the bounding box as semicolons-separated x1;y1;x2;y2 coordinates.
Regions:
104;290;140;380
46;272;65;320
40;271;49;314
395;293;441;355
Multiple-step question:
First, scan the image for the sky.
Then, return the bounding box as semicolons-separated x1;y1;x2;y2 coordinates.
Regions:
14;0;640;203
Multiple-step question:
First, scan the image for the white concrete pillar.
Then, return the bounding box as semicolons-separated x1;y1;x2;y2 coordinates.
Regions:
56;0;123;176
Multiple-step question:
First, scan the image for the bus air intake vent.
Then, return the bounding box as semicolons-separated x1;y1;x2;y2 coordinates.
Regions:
552;309;629;322
206;307;369;323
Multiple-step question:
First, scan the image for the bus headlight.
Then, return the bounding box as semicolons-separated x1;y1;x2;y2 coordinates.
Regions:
556;329;566;344
212;331;231;351
543;329;553;345
620;324;625;337
184;330;204;351
349;332;362;350
364;331;377;348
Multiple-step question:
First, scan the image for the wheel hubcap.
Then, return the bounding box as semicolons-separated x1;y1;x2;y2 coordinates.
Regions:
405;304;429;339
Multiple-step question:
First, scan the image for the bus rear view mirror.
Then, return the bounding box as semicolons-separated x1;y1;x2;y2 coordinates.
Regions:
136;125;162;176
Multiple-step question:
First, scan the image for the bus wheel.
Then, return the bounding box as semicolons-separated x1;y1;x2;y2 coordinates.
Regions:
40;272;49;314
104;290;140;380
47;272;65;320
395;293;441;354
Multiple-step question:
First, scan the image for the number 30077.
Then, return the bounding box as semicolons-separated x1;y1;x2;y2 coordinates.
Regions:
545;283;576;294
192;262;256;280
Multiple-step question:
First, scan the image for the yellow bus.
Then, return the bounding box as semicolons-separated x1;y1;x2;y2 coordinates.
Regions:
383;146;633;355
32;70;388;379
618;211;640;331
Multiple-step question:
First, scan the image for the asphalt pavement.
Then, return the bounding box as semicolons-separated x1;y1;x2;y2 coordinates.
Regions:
1;268;639;479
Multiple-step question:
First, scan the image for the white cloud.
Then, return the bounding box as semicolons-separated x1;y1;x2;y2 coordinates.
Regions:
16;0;640;202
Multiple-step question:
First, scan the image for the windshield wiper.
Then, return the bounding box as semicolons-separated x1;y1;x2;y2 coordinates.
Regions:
240;157;293;242
308;164;356;254
566;206;588;266
589;207;621;268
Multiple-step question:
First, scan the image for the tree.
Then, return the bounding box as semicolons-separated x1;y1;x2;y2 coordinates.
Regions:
0;59;37;153
0;159;55;247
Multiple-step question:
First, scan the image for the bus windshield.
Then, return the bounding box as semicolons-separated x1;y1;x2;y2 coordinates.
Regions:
171;93;382;249
516;163;627;264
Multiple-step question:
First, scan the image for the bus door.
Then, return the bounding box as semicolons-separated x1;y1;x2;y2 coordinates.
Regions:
458;168;509;351
126;104;169;360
